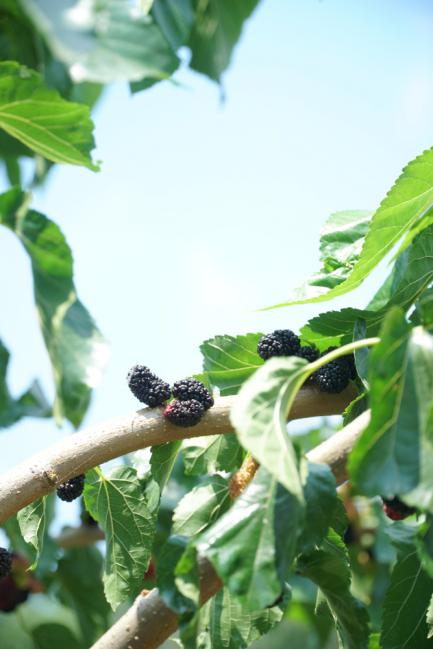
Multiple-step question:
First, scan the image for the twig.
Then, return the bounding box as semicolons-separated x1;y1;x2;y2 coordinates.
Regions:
0;385;356;524
91;409;370;649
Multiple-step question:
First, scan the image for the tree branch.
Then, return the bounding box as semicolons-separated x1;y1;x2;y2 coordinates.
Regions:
91;409;370;649
0;385;356;524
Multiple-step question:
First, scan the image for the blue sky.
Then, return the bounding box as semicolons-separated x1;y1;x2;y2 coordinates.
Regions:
2;0;433;527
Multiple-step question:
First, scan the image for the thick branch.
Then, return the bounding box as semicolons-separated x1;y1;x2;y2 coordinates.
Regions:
0;385;355;524
91;409;370;649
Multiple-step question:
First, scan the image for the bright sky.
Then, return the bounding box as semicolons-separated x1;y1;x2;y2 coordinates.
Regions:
2;0;433;528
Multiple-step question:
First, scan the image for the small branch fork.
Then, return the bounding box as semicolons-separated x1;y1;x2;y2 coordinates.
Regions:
91;409;371;649
0;383;366;649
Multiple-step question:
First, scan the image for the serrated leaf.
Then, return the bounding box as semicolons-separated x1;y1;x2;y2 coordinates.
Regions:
272;148;433;308
298;462;338;554
200;333;263;396
350;310;433;505
277;211;371;307
0;338;50;429
23;0;179;86
188;0;260;82
17;497;47;569
182;433;243;476
298;529;369;649
0;61;98;170
301;225;433;349
186;587;286;649
381;526;433;649
198;467;302;610
57;546;110;646
0;188;108;427
83;466;156;610
230;356;307;498
172;475;230;537
150;440;182;490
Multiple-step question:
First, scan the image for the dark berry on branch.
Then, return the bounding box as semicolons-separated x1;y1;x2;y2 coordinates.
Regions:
298;345;320;363
127;365;171;406
311;357;350;393
172;378;214;410
0;548;12;579
57;474;85;502
257;329;301;360
163;399;205;427
382;497;416;521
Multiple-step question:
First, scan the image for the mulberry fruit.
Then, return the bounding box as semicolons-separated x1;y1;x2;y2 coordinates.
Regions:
257;329;301;360
163;399;205;427
382;497;416;521
57;474;85;502
298;345;320;363
311;357;350;393
172;378;214;410
127;365;171;407
0;548;12;579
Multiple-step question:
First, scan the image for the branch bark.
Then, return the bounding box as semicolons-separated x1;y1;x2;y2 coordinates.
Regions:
0;385;356;524
91;409;370;649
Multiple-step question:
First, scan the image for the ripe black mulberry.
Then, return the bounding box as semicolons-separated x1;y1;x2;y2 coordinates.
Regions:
57;474;85;502
298;345;320;363
311;357;350;393
163;399;205;427
257;329;301;360
172;378;214;410
127;365;171;407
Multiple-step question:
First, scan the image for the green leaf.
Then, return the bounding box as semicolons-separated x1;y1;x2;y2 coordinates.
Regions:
411;286;433;328
157;535;199;615
0;188;108;427
298;529;369;649
152;0;194;50
182;433;243;476
0;62;98;170
200;333;263;396
57;546;110;646
17;497;47;569
187;587;286;649
230;356;307;498
188;0;260;82
381;525;433;649
23;0;179;86
350;309;433;505
0;613;34;649
198;467;302;610
271;147;433;308
298;462;337;554
150;440;182;490
301;224;433;349
83;466;157;610
274;211;371;307
172;475;230;537
0;338;50;429
16;594;82;646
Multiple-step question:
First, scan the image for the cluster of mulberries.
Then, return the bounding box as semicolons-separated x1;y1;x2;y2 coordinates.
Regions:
57;474;85;502
164;378;213;428
381;496;416;521
127;365;214;428
257;329;356;393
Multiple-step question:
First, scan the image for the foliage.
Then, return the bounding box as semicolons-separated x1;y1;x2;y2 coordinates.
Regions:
2;2;433;649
